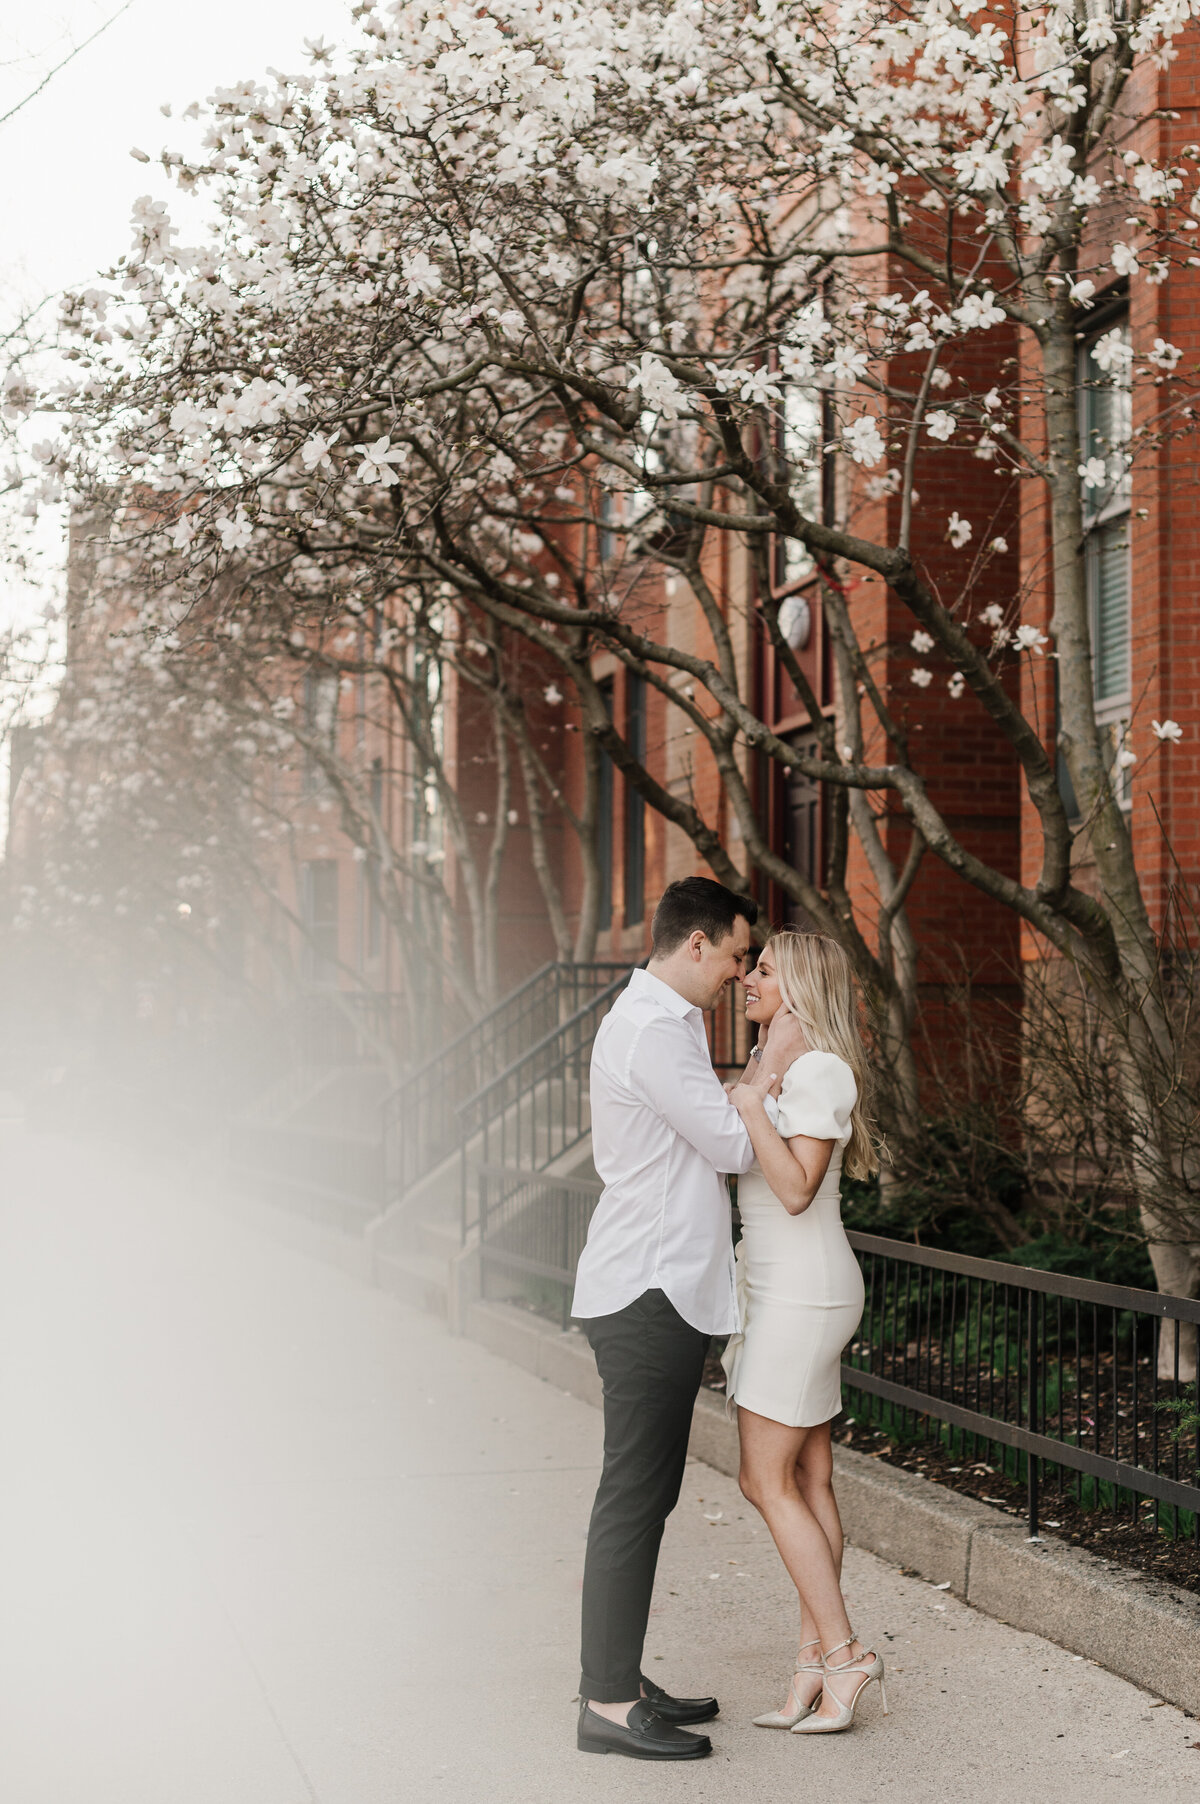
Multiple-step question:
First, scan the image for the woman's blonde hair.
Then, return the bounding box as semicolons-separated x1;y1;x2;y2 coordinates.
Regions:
767;928;879;1182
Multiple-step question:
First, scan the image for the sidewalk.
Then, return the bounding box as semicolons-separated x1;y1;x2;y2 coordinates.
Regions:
0;1125;1197;1804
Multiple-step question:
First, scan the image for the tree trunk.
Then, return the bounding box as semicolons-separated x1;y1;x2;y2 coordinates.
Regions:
573;726;603;964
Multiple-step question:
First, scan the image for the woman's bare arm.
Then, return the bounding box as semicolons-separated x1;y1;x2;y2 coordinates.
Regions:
726;1085;834;1215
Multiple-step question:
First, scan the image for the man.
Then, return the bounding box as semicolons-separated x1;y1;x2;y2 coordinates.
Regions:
572;877;804;1760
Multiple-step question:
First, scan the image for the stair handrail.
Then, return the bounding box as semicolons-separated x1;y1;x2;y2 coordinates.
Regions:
456;967;636;1121
380;960;556;1117
382;960;631;1200
455;963;639;1240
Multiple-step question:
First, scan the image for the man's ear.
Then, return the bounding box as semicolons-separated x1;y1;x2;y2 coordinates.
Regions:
689;930;706;962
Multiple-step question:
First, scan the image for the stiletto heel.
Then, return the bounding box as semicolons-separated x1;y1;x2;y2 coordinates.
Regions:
790;1634;888;1734
752;1638;823;1728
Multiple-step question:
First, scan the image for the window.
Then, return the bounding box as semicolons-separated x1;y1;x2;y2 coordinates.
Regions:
1077;317;1133;810
598;488;617;564
783;734;824;928
595;679;614;932
300;859;339;985
774;382;822;587
624;673;646;927
303;670;338;794
772;302;829;589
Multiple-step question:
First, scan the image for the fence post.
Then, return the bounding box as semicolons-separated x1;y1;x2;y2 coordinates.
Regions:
460;1134;468;1246
561;1184;571;1331
479;1168;488;1305
1027;1290;1040;1539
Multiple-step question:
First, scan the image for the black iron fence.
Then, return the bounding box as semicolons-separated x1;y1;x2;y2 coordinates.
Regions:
844;1232;1200;1541
382;962;629;1201
474;1163;1200;1542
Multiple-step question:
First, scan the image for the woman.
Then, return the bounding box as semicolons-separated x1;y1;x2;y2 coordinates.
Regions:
723;929;887;1734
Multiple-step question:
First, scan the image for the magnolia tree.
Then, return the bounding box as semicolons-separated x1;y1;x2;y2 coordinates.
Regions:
42;0;1200;1336
13;504;615;1049
4;588;274;1053
131;566;615;1013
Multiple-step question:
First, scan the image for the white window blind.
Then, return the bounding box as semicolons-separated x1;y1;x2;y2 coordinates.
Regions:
1089;519;1131;703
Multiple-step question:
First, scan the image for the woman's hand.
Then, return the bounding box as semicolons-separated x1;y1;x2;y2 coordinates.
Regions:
728;1080;776;1114
762;1006;808;1072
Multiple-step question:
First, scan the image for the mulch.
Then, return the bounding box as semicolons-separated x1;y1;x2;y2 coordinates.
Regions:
700;1359;1200;1598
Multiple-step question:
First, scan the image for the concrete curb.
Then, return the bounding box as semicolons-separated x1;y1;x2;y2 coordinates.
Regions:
464;1298;1200;1717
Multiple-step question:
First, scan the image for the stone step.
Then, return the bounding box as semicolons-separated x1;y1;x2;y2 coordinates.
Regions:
415;1218;460;1262
373;1247;449;1318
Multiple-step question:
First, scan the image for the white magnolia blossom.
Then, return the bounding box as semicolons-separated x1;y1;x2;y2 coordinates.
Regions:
952;291;1005;332
980;604;1006;627
1152;719;1184;742
1148;339;1182;371
843;415;885;467
910;667;933;688
1111;243;1139;278
988;536;1008;555
355;436;408;486
216;511;253;551
1117;748;1138;769
911;630;935;654
779;344;817;381
1092;329;1134;377
947;512;972;549
926;411;956;442
301;431;339;473
628;354;687;421
824;344;870;382
1025;136;1075;194
1013;625;1050;654
1078;456;1108;487
402;251;442;298
948;671;966;699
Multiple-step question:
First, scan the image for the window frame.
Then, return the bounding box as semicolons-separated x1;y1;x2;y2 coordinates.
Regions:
1075;307;1133;813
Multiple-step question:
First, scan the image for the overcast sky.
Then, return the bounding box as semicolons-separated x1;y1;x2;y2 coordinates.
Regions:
2;1;356;314
1;0;358;636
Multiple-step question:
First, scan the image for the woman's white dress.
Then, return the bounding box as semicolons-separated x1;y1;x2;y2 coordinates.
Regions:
721;1050;865;1428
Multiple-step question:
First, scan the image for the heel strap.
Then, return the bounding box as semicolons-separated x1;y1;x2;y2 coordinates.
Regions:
822;1636;875;1673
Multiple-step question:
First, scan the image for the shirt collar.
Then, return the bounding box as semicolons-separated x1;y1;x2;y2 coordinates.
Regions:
627;965;702;1022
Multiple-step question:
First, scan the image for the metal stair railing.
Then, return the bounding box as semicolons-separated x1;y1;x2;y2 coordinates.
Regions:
382;962;629;1201
478;1163;604;1329
456;965;636;1242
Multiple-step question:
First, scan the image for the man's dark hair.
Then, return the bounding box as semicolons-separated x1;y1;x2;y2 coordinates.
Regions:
650;877;758;957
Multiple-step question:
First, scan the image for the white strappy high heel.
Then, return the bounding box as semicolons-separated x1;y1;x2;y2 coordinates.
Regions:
752;1638;823;1728
790;1635;889;1733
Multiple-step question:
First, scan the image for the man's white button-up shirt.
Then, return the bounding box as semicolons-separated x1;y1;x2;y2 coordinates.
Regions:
571;967;757;1335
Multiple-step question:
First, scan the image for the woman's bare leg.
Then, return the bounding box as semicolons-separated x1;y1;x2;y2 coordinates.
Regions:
739;1408;864;1717
790;1421;842;1677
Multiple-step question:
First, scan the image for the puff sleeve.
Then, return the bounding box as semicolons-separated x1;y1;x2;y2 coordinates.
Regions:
774;1050;857;1145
